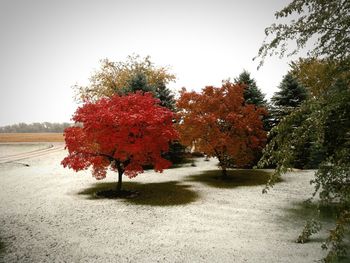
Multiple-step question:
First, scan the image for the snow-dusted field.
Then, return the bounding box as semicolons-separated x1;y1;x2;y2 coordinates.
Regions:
0;143;50;158
0;144;332;262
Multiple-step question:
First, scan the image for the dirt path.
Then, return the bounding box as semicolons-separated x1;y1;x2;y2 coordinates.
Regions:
0;149;336;262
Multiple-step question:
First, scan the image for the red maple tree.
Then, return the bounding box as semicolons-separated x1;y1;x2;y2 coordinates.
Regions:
61;92;178;191
177;82;267;177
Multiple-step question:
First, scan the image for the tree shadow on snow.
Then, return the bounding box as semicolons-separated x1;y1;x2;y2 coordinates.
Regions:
282;201;339;224
143;158;197;170
186;169;278;188
280;201;350;262
77;181;199;206
0;237;5;258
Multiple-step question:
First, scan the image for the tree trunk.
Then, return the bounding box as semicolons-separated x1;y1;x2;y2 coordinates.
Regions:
116;162;124;192
116;171;123;192
221;165;227;179
217;154;228;179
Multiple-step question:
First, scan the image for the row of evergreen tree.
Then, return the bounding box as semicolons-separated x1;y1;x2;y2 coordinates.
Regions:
110;67;308;132
234;70;319;169
234;70;307;128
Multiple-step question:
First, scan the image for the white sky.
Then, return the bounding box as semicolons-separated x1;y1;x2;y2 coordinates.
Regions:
0;0;297;126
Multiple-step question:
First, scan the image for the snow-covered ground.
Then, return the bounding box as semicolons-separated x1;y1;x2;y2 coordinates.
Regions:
0;143;51;158
0;144;334;262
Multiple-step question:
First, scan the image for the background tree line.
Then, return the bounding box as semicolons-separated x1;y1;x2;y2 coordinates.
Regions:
0;122;72;133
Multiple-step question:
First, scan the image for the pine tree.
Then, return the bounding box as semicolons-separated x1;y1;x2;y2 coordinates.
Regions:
155;82;175;111
270;73;308;124
234;70;267;107
121;71;176;110
271;73;308;108
234;70;273;133
269;73;309;168
123;71;154;94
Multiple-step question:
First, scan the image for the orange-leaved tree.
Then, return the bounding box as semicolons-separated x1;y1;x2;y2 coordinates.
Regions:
61;92;178;192
176;82;267;177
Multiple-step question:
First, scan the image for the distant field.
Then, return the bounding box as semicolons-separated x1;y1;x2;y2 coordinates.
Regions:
0;133;64;142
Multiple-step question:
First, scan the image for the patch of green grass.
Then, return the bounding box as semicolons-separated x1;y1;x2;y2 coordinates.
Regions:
77;181;199;206
186;169;277;188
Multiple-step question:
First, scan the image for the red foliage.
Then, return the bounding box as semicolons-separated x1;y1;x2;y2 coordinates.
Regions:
176;82;267;170
61;92;178;180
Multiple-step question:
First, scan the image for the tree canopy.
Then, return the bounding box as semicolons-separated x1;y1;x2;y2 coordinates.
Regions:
61;92;178;192
290;58;350;97
177;83;267;177
256;0;350;68
73;54;176;109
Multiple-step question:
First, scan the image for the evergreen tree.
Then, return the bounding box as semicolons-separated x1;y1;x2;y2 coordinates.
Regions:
234;70;267;107
155;82;175;111
270;73;308;124
271;73;308;108
234;70;273;132
269;73;309;168
120;71;176;110
123;71;154;94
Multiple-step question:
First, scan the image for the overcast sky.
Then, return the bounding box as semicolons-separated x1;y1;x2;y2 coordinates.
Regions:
0;0;297;126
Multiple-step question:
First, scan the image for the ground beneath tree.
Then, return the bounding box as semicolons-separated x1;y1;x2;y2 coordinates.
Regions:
0;143;340;262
